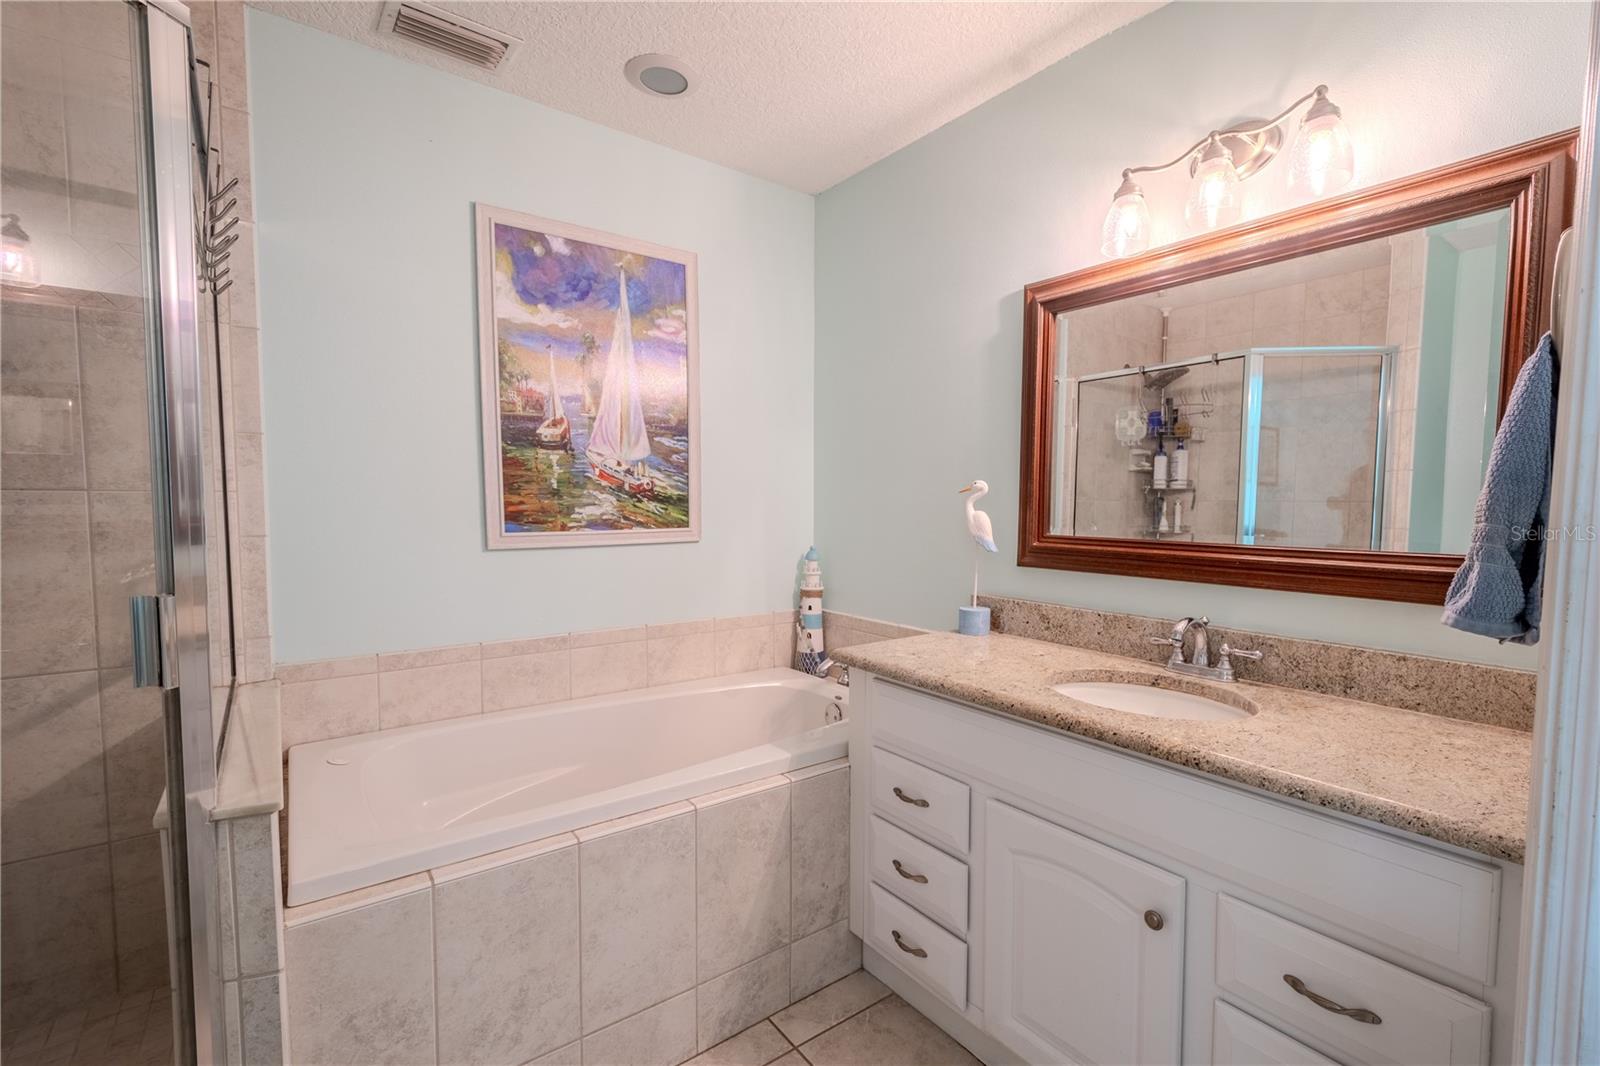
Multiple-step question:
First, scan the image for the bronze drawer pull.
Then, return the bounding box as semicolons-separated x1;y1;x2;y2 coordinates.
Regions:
892;859;929;884
891;930;928;958
1283;974;1382;1025
1144;910;1164;931
892;787;929;808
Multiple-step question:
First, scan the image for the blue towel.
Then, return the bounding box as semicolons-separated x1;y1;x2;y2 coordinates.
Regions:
1441;333;1558;644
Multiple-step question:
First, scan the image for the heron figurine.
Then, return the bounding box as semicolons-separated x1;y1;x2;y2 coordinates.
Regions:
958;480;998;635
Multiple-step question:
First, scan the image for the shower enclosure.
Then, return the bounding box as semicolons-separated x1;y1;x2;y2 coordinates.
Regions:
1;2;235;1062
1067;345;1394;549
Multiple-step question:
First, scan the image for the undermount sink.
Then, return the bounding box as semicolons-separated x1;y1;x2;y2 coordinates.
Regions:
1052;678;1255;723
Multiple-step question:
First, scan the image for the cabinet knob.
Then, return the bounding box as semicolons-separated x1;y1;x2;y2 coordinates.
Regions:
1143;909;1165;931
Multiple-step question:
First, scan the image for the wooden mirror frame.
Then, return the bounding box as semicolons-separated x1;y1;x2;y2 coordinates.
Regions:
1019;130;1576;604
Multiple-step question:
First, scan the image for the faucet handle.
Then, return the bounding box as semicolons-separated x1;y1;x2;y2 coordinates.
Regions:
1220;643;1262;664
1149;635;1179;647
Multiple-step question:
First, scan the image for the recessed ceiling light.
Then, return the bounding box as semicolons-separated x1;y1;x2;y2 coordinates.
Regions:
624;54;694;98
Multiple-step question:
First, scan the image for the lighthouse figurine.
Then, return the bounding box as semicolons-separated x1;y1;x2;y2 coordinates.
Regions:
796;547;830;676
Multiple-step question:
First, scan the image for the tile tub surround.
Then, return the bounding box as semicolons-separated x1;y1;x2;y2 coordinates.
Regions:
980;594;1537;731
282;760;858;1065
275;612;802;749
833;632;1533;862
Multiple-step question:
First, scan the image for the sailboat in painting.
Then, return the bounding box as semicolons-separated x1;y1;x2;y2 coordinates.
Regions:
534;344;572;450
586;269;656;496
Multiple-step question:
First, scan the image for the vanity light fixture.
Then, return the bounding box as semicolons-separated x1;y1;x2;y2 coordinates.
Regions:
1099;85;1355;259
1;213;39;288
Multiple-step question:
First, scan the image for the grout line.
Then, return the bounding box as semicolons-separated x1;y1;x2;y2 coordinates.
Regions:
585;819;592;1037
775;971;892;1055
429;879;441;1065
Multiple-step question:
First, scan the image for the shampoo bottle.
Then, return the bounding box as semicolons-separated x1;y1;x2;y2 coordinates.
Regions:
1172;439;1189;485
1152;442;1168;489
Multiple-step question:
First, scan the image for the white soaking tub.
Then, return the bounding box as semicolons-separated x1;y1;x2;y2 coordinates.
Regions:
287;667;848;905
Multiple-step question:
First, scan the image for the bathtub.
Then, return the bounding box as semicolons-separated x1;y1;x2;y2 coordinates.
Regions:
286;667;848;905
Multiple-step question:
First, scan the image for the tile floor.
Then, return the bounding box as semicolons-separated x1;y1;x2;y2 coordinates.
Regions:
0;969;972;1066
0;988;174;1066
690;969;980;1066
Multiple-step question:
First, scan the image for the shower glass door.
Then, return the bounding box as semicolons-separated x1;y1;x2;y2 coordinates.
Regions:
1;2;226;1062
1238;346;1393;550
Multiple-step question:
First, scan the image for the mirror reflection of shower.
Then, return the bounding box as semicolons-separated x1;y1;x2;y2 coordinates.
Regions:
1050;205;1511;554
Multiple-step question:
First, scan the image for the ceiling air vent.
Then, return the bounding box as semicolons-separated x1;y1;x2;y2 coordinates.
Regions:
378;1;521;71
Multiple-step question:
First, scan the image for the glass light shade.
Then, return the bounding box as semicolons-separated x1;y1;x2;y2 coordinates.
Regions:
1099;184;1151;259
1288;108;1354;197
0;228;38;286
1184;149;1240;231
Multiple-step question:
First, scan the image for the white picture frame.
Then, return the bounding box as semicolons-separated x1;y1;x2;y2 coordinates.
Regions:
475;203;701;549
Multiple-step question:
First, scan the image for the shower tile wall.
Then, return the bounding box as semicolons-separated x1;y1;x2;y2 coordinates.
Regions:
1062;302;1163;537
1382;231;1428;551
1165;265;1390;548
189;0;272;686
0;0;166;1030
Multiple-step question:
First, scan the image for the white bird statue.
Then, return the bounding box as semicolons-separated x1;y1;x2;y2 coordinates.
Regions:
959;480;998;608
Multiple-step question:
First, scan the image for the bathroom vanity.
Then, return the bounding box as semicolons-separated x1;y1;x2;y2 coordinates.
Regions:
839;632;1529;1066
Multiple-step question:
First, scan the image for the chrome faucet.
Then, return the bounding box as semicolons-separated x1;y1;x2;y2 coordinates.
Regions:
1149;616;1262;682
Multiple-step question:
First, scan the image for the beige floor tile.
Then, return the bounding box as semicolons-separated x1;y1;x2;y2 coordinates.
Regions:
768;1053;806;1066
797;995;978;1066
769;970;889;1046
686;1019;792;1066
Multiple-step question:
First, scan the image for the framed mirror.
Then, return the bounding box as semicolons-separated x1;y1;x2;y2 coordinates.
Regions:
1020;132;1575;603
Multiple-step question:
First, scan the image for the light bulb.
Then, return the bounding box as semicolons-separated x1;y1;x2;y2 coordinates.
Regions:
1099;174;1150;259
1;214;38;289
1184;138;1240;232
1288;92;1354;198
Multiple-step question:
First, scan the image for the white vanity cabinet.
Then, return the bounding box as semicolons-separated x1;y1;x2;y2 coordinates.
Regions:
847;674;1522;1066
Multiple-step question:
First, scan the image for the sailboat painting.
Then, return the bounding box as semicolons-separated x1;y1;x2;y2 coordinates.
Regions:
476;204;699;548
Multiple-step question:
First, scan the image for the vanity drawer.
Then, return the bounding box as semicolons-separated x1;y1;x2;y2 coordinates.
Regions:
866;882;967;1010
1215;895;1490;1066
1212;1000;1338;1066
869;746;970;853
868;815;969;935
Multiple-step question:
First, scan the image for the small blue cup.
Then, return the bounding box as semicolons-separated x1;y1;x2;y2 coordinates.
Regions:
957;605;991;636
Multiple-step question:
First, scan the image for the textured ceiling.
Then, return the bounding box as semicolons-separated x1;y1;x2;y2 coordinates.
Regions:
250;1;1160;193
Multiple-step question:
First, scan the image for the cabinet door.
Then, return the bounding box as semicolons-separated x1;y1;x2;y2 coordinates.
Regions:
984;800;1186;1065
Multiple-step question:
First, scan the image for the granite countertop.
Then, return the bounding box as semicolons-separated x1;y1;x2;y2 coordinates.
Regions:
834;632;1532;863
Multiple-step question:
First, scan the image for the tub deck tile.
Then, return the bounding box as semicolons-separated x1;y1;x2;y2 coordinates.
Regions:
574;801;695;844
429;831;577;885
283;871;430;928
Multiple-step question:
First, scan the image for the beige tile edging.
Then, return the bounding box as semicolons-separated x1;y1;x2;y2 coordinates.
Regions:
275;611;803;750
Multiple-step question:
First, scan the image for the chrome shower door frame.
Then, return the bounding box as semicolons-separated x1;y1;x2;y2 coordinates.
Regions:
1235;345;1396;551
134;2;222;1062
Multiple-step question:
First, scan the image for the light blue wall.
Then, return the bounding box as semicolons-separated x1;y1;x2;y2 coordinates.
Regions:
814;1;1587;668
248;12;815;662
